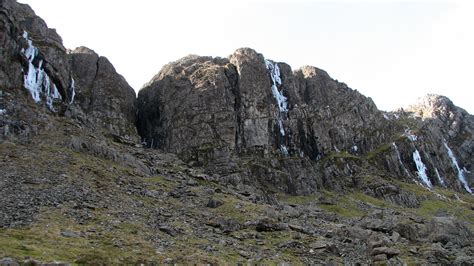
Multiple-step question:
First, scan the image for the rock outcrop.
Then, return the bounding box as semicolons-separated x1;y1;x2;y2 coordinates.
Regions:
0;0;137;141
138;49;473;195
68;46;138;141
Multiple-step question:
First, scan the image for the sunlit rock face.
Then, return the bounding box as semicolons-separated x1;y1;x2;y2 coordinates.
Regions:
137;50;473;195
137;48;390;194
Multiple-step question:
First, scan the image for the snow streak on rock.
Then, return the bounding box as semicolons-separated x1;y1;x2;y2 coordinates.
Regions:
413;149;432;188
69;77;76;104
444;142;472;194
404;129;418;142
265;59;289;155
392;143;411;177
21;31;62;110
435;168;446;187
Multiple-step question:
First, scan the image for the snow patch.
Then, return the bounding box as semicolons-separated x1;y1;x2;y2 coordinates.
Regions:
352;145;358;152
444;142;472;194
0;109;6;115
21;31;62;110
412;149;432;188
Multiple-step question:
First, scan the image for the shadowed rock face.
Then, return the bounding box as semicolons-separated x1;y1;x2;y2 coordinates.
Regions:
69;47;138;141
0;0;138;141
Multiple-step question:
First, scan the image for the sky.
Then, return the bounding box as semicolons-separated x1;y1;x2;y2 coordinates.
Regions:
18;0;474;114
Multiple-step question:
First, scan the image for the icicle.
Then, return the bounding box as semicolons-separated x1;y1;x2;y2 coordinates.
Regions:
392;143;411;177
265;59;289;155
20;31;62;110
412;149;432;188
443;142;472;194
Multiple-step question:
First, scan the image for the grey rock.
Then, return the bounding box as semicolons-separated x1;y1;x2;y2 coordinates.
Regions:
68;47;138;141
255;218;288;232
0;258;19;266
371;247;400;257
206;198;224;208
427;216;473;246
372;254;387;262
60;230;79;238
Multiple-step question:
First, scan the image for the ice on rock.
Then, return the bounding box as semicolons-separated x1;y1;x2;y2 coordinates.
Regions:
435;168;446;187
392;143;411;177
280;145;289;156
69;78;76;104
412;149;432;188
265;59;289;155
444;142;472;194
21;31;62;110
404;129;417;142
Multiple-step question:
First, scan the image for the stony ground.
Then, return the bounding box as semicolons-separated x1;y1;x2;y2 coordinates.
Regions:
1;116;473;265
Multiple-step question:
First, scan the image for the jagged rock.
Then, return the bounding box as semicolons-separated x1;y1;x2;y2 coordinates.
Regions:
363;183;420;208
0;257;19;266
0;0;73;100
370;247;400;257
372;254;387;262
137;48;389;194
206;198;224;208
68;47;138;141
255;218;288;232
427;216;473;246
309;240;338;253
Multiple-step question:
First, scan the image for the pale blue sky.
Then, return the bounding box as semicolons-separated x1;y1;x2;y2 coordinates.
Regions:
19;0;474;113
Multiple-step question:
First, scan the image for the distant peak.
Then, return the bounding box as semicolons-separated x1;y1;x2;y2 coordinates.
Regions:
407;94;459;119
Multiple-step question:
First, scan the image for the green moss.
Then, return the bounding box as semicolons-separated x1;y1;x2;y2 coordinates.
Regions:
317;193;365;218
350;192;393;209
366;143;392;160
0;209;159;264
325;151;360;160
211;195;267;223
143;175;177;190
319;204;364;218
278;194;319;205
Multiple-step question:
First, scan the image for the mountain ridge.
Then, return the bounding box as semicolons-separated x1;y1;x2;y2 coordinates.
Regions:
1;0;473;264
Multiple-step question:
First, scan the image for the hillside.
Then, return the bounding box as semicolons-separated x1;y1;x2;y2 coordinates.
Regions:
0;0;473;264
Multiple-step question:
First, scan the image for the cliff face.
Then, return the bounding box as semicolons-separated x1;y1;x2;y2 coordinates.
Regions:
137;49;473;196
0;0;137;142
1;1;474;264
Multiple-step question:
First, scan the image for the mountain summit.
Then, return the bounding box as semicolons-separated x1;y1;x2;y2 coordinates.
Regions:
1;0;473;264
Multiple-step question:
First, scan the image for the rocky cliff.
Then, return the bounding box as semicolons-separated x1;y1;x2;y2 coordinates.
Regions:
1;0;473;264
137;49;473;198
0;0;137;142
